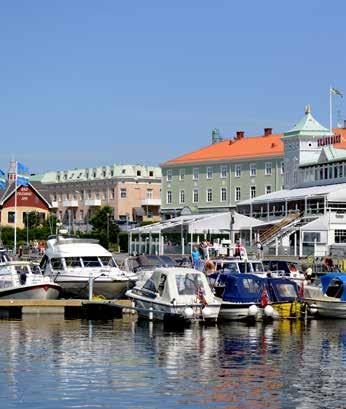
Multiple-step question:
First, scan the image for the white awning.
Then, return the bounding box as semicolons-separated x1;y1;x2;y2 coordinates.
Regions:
239;183;346;205
129;212;269;235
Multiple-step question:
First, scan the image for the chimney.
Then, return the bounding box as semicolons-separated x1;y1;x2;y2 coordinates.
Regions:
235;131;245;140
211;128;222;144
264;128;272;136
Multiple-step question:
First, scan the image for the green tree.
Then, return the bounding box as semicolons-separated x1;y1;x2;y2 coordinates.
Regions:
89;206;119;249
25;212;40;229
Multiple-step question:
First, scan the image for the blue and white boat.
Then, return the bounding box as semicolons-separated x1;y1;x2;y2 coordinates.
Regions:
209;273;302;321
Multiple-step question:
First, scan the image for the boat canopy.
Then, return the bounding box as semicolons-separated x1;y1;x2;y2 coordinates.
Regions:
320;273;346;301
214;273;265;303
210;273;299;303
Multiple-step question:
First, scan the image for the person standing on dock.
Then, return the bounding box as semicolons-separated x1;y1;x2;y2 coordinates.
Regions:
192;247;201;270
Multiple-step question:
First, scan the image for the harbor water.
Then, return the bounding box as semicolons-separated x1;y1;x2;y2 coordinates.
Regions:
0;317;346;409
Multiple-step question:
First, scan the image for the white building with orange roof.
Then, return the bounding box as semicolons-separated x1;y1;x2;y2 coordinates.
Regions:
161;127;285;218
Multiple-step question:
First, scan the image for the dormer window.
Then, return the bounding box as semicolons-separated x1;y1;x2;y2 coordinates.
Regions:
122;169;126;174
149;170;154;177
137;170;141;176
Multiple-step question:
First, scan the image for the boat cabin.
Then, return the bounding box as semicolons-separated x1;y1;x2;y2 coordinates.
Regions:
139;268;215;305
320;273;346;300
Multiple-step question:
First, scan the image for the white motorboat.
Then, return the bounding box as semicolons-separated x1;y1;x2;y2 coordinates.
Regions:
126;267;221;322
123;254;186;287
0;261;61;299
40;236;137;299
305;273;346;318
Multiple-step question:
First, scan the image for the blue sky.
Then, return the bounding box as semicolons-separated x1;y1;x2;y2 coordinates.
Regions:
0;1;345;174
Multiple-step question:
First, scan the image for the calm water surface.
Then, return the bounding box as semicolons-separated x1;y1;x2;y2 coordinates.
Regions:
0;316;345;409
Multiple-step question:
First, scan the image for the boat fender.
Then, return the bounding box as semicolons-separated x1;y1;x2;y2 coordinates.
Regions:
202;306;212;319
309;304;318;315
248;304;258;316
184;307;194;319
264;305;274;317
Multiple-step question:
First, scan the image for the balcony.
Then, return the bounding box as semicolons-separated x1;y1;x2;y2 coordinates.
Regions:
85;199;102;206
51;201;59;208
63;200;79;208
141;198;161;206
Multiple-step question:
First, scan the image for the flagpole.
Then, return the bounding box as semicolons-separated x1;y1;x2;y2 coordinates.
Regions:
330;86;333;132
14;161;17;257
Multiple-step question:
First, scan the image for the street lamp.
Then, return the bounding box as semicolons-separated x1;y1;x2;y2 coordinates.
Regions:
106;212;111;250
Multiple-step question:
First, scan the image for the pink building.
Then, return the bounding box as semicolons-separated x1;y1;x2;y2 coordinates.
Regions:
31;164;161;231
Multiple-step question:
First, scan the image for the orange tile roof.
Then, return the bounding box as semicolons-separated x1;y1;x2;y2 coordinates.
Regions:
333;128;346;149
162;128;346;166
162;133;284;166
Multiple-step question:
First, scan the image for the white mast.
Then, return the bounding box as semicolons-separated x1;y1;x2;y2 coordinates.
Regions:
329;86;333;132
14;161;17;256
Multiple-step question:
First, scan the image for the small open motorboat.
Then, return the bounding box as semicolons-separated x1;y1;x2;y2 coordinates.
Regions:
304;273;346;318
208;272;304;321
0;261;61;300
126;267;221;323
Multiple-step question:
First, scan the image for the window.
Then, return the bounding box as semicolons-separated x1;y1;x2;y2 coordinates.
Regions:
179;169;185;181
110;170;114;177
193;189;199;203
335;230;346;243
146;189;153;199
82;257;102;267
149;170;154;177
167;190;172;204
122;169;126;174
95;192;100;199
80;209;84;221
265;185;272;195
303;232;321;243
110;189;115;199
281;161;284;175
250;163;256;177
235;187;241;201
206;167;213;179
65;257;82;268
193;168;199;180
51;258;64;270
235;164;241;178
265;162;272;176
220;187;227;202
120;188;127;198
250;186;256;199
206;188;213;202
179;190;185;204
166;169;172;181
137;170;141;177
220;166;227;178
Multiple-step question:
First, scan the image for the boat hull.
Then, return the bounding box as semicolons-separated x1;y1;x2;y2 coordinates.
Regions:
57;279;134;299
127;292;220;322
0;284;61;300
218;302;266;322
305;298;346;319
272;301;303;319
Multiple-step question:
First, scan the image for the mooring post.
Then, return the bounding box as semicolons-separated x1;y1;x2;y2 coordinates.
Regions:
89;271;93;301
149;307;153;321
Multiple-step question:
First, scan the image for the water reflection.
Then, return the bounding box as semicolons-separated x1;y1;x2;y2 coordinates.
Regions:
0;317;345;408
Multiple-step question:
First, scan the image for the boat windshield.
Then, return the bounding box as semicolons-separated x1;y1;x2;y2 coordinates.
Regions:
274;283;297;298
176;273;205;296
51;258;64;270
216;262;239;274
82;257;102;267
31;265;42;274
251;262;265;273
65;257;82;268
238;262;252;274
99;257;117;267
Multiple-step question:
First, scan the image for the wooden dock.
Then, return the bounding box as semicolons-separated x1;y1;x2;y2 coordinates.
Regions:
0;299;132;319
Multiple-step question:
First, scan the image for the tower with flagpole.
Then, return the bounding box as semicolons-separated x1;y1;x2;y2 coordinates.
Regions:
330;86;343;131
